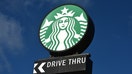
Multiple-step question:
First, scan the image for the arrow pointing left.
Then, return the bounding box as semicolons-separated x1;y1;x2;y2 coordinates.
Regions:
33;63;38;74
38;62;46;73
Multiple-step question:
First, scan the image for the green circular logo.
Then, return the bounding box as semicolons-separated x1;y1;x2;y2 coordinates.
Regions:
39;5;88;52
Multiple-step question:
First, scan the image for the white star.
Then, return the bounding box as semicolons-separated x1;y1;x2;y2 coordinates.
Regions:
75;13;87;22
42;19;53;28
61;7;68;14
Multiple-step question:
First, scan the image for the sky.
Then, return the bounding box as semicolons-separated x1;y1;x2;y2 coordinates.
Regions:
0;0;132;74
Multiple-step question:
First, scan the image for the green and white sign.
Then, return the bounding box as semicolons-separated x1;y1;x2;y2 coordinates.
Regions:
39;5;88;52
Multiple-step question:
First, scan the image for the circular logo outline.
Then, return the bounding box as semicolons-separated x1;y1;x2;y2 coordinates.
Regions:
39;4;90;52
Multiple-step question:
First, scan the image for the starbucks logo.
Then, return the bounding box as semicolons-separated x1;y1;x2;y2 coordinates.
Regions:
39;5;88;52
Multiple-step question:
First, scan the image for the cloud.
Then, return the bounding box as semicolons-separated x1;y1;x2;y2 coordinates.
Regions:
0;13;24;53
0;12;24;73
0;48;12;73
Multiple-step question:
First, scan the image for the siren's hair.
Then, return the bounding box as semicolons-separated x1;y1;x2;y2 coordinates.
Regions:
48;17;77;51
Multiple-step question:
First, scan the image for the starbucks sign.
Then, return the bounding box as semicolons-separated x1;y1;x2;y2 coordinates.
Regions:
39;4;94;56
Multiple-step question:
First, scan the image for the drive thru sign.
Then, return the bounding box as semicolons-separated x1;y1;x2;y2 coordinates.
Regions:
33;54;92;74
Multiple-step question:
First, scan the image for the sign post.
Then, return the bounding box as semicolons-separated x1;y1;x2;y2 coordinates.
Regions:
33;4;94;74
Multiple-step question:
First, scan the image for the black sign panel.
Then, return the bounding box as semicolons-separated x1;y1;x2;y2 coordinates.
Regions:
33;54;92;74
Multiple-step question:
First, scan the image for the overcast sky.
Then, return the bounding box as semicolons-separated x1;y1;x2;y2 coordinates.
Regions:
0;0;132;74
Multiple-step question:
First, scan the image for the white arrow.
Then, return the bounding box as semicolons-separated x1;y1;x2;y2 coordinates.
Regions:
38;62;46;73
33;63;38;74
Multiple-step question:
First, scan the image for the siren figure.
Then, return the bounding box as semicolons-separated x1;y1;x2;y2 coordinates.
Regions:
44;16;81;51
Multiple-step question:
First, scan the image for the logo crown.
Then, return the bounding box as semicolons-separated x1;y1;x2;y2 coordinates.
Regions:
54;7;75;19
